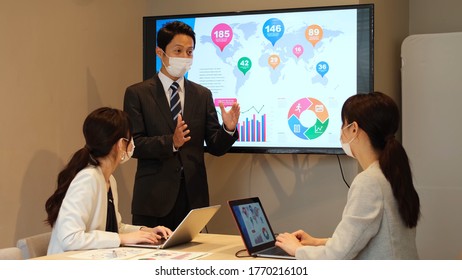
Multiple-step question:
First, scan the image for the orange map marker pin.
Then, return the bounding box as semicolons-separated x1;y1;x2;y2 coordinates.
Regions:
268;54;280;69
305;24;323;47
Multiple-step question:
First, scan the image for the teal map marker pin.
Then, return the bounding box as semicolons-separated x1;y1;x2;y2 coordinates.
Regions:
238;57;252;75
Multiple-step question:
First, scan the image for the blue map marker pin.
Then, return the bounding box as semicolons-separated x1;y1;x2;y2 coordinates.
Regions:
263;18;284;46
316;61;329;77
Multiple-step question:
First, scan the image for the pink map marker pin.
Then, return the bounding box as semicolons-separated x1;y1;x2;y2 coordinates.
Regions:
293;44;304;58
211;23;233;52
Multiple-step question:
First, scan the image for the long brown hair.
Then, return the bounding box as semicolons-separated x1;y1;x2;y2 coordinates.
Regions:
341;92;420;228
45;107;132;227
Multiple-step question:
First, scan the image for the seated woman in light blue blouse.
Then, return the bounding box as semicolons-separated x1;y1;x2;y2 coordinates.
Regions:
276;92;420;259
45;107;172;255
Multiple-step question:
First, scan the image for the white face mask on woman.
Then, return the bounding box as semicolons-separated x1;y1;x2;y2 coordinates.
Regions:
340;123;356;158
161;51;193;78
120;138;135;164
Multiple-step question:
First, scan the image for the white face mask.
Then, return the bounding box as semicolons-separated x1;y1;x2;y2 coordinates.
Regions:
120;138;135;164
161;51;193;78
340;123;356;158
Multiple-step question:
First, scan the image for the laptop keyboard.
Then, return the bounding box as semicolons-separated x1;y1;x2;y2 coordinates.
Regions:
259;246;290;256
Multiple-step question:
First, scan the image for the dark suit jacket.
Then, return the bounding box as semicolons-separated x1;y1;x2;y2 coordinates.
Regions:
124;74;238;217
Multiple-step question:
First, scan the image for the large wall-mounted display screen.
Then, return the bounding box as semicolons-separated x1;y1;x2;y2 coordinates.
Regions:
143;4;374;154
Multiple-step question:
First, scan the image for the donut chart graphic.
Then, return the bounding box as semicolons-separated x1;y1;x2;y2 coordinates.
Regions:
287;97;329;140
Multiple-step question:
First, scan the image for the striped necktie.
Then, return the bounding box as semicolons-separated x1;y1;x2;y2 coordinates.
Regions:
170;82;181;122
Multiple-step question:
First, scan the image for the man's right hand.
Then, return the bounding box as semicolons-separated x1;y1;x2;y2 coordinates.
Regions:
173;114;191;149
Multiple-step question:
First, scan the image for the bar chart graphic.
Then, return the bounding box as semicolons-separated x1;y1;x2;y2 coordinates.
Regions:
237;114;267;142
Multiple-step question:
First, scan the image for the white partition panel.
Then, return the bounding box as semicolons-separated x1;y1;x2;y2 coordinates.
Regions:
401;32;462;259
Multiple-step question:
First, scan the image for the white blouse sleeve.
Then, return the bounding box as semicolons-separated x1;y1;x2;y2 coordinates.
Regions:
295;171;384;259
55;170;121;251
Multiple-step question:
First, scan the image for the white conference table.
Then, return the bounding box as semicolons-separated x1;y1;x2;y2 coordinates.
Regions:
35;233;273;260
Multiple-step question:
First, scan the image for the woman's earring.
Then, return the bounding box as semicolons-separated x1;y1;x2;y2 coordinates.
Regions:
121;153;126;161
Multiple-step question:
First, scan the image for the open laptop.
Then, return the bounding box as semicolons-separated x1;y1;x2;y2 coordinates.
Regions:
124;205;221;249
228;197;295;259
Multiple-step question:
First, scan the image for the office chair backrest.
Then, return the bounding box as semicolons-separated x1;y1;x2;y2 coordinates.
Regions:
0;247;23;260
16;232;51;259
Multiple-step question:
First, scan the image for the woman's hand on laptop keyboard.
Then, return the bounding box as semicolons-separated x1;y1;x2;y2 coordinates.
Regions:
275;232;302;256
140;225;173;240
275;230;329;256
119;230;163;245
119;226;172;245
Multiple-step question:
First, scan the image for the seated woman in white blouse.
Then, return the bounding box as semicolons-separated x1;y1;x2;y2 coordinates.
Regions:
275;92;421;259
45;107;172;255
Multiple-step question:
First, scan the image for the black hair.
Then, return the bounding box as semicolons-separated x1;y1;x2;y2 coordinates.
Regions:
341;92;420;228
45;107;132;227
157;20;196;51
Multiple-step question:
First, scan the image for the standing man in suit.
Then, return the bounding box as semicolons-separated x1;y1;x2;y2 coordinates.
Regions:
124;21;240;230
